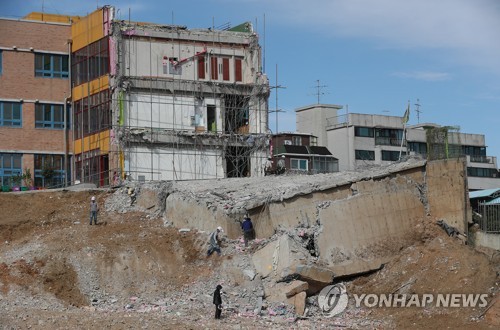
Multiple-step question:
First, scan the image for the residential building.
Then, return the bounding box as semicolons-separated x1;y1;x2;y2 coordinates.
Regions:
0;13;77;189
71;6;269;186
270;132;338;174
296;104;500;190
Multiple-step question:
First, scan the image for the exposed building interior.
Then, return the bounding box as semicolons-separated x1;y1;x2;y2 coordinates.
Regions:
70;7;270;186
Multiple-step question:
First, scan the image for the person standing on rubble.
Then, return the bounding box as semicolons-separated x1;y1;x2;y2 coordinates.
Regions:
89;196;99;225
213;284;223;319
264;157;273;176
241;214;254;247
207;226;223;256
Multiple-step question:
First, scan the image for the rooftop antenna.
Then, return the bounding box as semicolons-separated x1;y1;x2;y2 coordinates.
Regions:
263;13;266;73
312;80;328;104
414;98;422;123
269;63;286;133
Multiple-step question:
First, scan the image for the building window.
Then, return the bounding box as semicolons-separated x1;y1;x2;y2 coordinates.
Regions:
211;57;218;80
354;127;374;138
34;154;68;188
235;58;242;82
0;101;22;127
462;145;486;156
382;150;406;161
0;153;22;186
35;103;68;129
71;37;109;86
355;150;375;161
73;90;111;139
467;167;498;178
292;136;302;146
291;158;308;171
222;58;230;81
35;53;69;78
312;157;336;174
375;128;403;146
408;142;427;156
167;57;182;75
198;56;205;79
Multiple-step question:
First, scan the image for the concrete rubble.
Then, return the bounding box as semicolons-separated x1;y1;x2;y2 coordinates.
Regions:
3;158;496;328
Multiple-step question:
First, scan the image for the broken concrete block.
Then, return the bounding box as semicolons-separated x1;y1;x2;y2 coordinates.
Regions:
294;291;307;316
331;257;389;277
264;282;288;302
243;269;256;280
252;235;310;279
295;265;335;284
178;228;191;233
285;280;308;298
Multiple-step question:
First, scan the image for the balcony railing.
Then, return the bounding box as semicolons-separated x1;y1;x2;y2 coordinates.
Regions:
375;137;404;146
469;155;493;164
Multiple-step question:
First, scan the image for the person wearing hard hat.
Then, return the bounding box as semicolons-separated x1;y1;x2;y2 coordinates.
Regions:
207;226;224;256
89;196;99;225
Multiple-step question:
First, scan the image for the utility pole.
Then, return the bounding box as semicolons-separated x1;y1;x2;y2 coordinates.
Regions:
414;98;422;123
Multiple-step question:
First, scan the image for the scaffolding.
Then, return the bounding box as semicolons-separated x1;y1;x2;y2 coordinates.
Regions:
105;19;270;183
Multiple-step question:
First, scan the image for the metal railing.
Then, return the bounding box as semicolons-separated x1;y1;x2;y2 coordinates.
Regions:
478;203;500;233
469;155;493;164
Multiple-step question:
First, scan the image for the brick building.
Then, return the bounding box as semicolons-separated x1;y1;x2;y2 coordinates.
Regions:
0;13;77;189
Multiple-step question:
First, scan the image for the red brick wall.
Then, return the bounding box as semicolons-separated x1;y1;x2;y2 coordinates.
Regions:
0;19;70;52
0;19;73;184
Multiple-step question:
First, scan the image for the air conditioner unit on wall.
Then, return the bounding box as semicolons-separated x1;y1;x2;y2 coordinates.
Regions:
284;140;292;145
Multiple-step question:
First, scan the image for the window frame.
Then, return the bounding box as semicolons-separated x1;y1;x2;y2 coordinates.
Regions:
290;158;308;171
0;153;22;186
35;103;67;129
381;150;406;161
35;53;69;78
355;149;375;161
354;126;374;138
0;101;22;127
292;136;302;146
34;154;68;188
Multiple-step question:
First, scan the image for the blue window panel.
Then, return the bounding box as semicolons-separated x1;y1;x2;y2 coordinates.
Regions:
0;101;22;127
34;154;69;188
35;104;67;129
35;53;69;78
291;158;308;171
0;154;22;186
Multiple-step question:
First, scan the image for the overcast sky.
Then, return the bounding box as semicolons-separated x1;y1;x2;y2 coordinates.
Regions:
2;0;499;163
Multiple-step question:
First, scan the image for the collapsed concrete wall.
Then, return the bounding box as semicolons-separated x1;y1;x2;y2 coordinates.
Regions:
107;158;470;275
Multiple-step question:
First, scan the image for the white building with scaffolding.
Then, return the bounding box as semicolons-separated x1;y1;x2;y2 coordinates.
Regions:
71;7;270;185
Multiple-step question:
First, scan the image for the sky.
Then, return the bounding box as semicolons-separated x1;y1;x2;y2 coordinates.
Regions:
1;0;499;164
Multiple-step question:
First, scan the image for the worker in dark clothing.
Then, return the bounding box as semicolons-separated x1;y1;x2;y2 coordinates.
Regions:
213;284;223;319
241;214;254;247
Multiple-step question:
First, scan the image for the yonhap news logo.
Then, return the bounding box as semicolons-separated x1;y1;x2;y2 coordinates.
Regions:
318;283;489;317
353;293;489;308
318;283;349;317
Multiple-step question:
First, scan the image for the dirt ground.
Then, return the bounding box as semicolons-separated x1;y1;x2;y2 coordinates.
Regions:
0;189;498;329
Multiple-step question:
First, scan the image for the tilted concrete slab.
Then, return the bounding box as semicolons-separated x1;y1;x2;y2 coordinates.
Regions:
252;235;310;279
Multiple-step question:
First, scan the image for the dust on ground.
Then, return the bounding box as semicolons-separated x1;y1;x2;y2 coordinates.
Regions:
0;189;498;329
